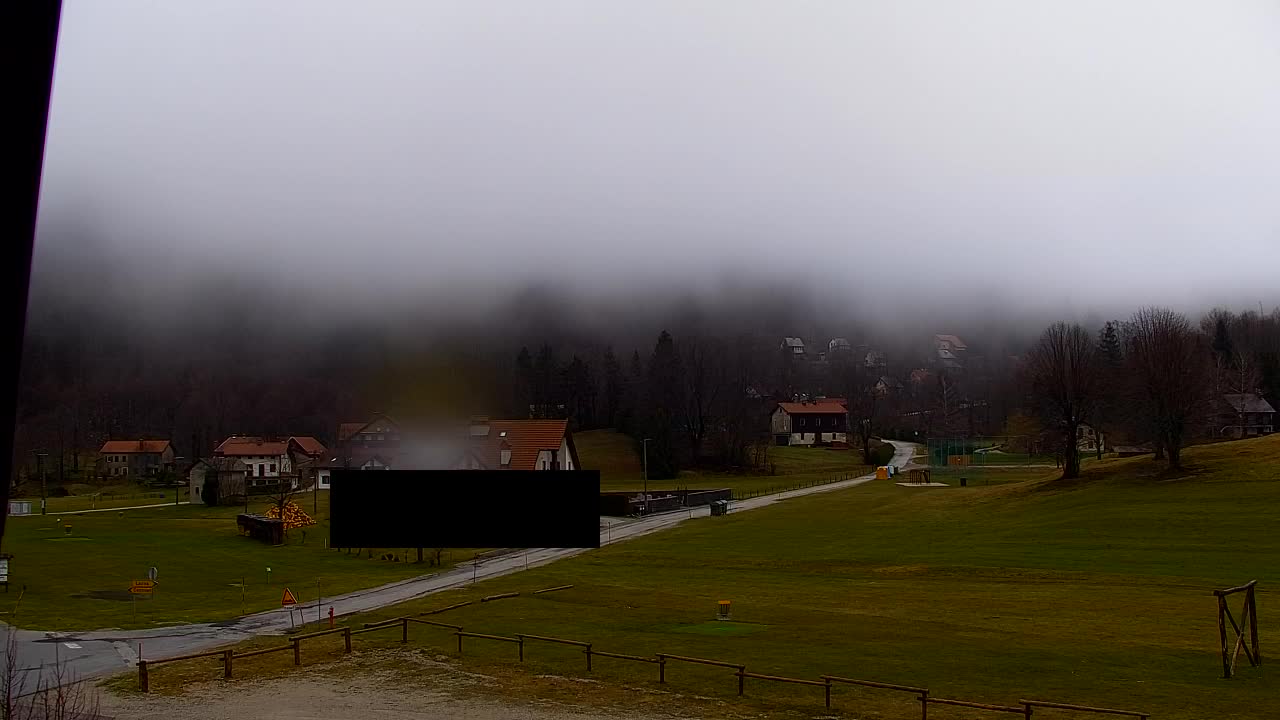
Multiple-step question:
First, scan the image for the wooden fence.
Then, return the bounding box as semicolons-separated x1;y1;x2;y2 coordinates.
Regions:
136;615;1149;718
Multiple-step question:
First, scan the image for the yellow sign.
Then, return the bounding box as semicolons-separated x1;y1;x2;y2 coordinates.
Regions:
130;580;155;594
281;588;298;607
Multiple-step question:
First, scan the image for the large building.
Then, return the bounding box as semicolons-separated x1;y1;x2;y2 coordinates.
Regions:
99;440;175;479
770;398;849;446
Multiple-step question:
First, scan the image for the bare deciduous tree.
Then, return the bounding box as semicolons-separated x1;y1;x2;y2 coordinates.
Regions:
1124;307;1213;470
1025;322;1100;479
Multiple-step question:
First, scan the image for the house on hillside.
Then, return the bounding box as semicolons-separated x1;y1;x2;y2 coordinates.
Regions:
875;376;904;396
864;350;887;370
781;337;806;357
1077;424;1105;454
933;334;968;370
464;417;581;470
770;399;849;446
213;436;306;489
1219;393;1277;438
828;338;852;355
337;414;402;452
98;440;175;479
188;457;248;505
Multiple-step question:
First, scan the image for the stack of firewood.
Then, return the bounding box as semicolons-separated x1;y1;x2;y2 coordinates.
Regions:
266;501;316;529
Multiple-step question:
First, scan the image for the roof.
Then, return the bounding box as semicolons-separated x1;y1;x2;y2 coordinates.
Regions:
782;337;805;348
776;400;848;415
100;440;170;454
290;436;328;456
935;334;968;350
192;457;247;472
469;420;573;471
1224;393;1277;414
215;437;290;456
338;414;401;443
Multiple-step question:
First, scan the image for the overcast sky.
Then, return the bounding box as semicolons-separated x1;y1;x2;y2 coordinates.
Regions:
33;1;1280;320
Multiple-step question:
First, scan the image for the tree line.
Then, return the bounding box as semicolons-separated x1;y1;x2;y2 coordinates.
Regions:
1025;306;1280;478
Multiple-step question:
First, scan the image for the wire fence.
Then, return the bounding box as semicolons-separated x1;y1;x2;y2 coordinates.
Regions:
731;471;862;501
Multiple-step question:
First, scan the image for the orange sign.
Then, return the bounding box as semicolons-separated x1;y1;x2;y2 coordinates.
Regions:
281;588;298;607
129;580;155;595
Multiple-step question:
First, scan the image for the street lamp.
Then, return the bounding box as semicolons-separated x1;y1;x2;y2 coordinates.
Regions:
35;451;48;515
641;438;652;516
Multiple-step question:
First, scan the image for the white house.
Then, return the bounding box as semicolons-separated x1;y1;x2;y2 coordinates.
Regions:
213;437;304;489
1076;424;1104;454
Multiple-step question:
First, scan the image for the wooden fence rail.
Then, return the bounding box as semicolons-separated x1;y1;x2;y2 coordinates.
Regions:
1021;700;1150;719
736;671;829;707
928;697;1028;717
532;585;574;595
822;675;929;716
455;630;524;659
656;653;746;694
135;623;1150;720
518;633;592;670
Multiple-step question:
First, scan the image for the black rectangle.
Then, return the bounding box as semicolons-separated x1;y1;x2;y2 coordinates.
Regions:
329;470;600;549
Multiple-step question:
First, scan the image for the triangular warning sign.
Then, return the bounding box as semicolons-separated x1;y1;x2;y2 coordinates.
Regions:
281;588;298;607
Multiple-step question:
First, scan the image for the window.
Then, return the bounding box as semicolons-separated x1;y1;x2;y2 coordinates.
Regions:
270;463;277;473
122;467;128;477
800;418;806;428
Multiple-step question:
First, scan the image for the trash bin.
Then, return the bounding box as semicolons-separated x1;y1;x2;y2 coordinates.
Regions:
960;477;967;487
710;500;729;516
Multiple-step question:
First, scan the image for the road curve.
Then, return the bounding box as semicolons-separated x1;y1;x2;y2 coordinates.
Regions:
3;441;917;694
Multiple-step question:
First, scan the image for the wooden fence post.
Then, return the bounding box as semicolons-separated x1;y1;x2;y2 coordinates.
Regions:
1249;585;1261;665
343;627;352;653
1218;595;1231;678
585;644;592;672
824;677;831;709
920;689;928;720
658;657;666;683
456;632;463;654
737;665;745;696
518;637;524;662
223;650;233;679
138;660;149;693
292;638;301;666
402;617;409;644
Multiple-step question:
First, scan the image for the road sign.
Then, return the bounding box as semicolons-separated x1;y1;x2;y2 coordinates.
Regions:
130;580;155;595
281;588;298;607
0;558;9;584
147;567;158;581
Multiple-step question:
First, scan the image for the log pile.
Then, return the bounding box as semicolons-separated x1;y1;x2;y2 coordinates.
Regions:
265;501;316;529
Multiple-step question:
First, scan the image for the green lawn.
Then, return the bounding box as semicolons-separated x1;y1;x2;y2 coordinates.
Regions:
143;434;1280;719
578;429;873;498
0;492;479;631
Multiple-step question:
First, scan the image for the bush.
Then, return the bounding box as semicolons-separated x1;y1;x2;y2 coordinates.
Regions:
868;440;895;466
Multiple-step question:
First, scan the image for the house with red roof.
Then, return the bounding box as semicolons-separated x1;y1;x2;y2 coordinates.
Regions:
98;440;175;478
463;417;581;471
213;436;311;489
770;398;849;446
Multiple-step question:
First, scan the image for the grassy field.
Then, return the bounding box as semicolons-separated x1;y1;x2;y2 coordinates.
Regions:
578;429;873;498
1;492;479;631
133;435;1280;720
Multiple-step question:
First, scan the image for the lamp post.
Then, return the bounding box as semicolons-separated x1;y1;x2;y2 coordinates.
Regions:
641;438;652;516
35;451;48;515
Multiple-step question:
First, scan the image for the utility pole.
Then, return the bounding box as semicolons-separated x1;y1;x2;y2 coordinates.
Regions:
642;438;651;516
36;451;48;515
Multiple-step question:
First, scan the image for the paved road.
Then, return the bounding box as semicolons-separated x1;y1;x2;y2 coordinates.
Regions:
2;441;916;696
46;501;191;516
